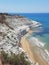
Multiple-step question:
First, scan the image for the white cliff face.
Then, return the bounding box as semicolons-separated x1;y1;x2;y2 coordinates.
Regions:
0;14;34;55
0;25;25;55
0;14;41;54
0;14;41;65
31;20;42;28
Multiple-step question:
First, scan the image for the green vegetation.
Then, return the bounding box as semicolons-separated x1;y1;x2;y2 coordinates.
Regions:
1;51;30;65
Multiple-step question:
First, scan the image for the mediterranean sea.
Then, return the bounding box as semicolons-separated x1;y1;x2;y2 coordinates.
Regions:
18;13;49;51
10;13;49;51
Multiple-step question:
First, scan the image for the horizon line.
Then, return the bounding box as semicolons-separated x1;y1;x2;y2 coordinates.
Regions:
0;12;49;14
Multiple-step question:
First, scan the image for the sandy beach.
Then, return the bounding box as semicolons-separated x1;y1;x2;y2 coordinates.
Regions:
21;36;35;64
21;31;35;64
21;30;49;65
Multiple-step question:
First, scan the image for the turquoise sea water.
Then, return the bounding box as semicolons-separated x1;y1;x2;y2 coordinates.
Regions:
18;13;49;51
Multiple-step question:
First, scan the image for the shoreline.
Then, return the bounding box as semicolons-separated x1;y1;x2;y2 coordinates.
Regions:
21;30;36;64
21;30;49;65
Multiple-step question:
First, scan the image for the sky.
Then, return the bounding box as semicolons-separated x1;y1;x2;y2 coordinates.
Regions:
0;0;49;13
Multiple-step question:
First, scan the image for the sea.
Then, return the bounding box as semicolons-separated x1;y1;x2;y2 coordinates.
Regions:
17;13;49;51
11;13;49;51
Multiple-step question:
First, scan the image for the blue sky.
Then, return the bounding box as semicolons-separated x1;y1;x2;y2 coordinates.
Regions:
0;0;49;13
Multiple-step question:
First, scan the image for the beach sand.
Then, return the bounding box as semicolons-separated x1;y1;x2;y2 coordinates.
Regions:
21;30;35;64
21;30;49;65
21;36;35;64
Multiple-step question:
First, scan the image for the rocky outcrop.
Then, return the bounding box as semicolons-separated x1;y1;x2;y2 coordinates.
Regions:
0;13;41;65
0;13;33;64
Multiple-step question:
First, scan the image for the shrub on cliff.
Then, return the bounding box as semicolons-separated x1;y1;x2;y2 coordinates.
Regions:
1;51;30;65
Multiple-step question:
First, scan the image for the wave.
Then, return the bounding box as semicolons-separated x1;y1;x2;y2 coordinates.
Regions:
30;37;45;48
44;49;49;57
28;36;49;64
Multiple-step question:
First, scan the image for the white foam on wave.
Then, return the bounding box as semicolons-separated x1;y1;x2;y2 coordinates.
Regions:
30;37;45;47
31;20;42;27
45;49;49;57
